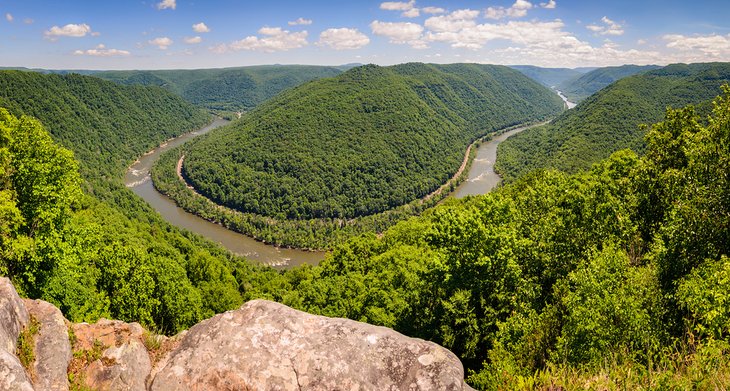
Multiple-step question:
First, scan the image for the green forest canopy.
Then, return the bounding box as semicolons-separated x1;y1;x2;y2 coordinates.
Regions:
1;67;729;389
558;64;661;102
496;62;730;182
95;65;344;112
179;63;565;221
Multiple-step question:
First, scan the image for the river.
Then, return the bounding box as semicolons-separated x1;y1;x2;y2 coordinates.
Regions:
124;118;326;268
452;91;575;197
451;123;541;198
126;92;573;267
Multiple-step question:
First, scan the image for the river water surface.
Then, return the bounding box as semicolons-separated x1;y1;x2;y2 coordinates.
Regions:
126;92;574;267
124;118;325;268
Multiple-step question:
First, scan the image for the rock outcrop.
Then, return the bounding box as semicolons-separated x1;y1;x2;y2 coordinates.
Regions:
0;277;33;391
23;299;72;391
70;319;152;391
0;278;473;391
150;300;471;391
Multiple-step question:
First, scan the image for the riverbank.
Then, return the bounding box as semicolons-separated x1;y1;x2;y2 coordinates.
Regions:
151;119;550;251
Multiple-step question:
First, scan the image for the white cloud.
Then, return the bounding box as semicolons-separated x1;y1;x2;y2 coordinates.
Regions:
637;39;647;45
664;33;730;59
184;36;202;44
422;7;446;14
213;27;308;53
318;28;370;50
192;22;210;33
5;13;13;22
370;20;427;49
288;17;312;26
73;44;130;57
380;0;421;18
540;0;556;9
23;18;34;25
157;0;176;10
586;16;624;36
380;0;415;11
402;8;420;18
485;0;533;20
149;37;173;49
44;23;93;39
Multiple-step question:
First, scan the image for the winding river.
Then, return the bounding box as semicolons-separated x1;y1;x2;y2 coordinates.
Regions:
124;118;325;268
126;92;574;267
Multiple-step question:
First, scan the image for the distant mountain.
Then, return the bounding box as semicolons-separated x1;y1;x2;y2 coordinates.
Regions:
0;70;209;180
95;65;344;112
175;63;564;224
510;65;587;88
496;62;730;182
559;64;661;102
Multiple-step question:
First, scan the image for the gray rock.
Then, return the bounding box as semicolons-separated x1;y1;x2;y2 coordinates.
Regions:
71;319;151;391
85;339;151;391
23;299;71;391
0;349;34;391
151;299;470;391
0;277;29;354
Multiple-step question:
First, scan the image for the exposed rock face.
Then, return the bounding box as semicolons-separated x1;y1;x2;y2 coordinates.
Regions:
23;299;72;391
71;319;151;391
151;300;471;391
0;277;472;391
0;277;28;353
0;277;34;391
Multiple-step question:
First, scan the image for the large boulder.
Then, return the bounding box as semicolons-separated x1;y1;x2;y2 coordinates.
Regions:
0;277;34;391
0;277;29;353
23;299;71;391
70;319;151;391
151;299;471;391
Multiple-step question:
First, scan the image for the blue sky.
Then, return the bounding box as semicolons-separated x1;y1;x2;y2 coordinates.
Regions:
1;0;728;70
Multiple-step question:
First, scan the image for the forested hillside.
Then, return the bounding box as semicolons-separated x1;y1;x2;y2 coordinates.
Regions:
0;71;261;335
510;65;587;87
559;64;660;102
95;65;343;113
3;67;729;389
249;87;728;389
153;63;564;248
497;62;730;181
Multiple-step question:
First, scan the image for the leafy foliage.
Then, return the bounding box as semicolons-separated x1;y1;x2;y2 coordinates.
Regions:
175;63;564;223
0;72;248;334
496;62;730;182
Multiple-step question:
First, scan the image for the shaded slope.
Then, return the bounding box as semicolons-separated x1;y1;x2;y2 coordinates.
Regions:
180;63;564;221
95;65;343;112
496;62;730;182
510;65;587;88
559;64;661;102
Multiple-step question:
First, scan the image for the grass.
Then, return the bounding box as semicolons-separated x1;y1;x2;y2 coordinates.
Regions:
16;315;40;377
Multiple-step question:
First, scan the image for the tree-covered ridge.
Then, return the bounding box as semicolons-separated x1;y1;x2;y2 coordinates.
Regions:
247;87;728;389
559;64;661;102
95;65;344;113
179;63;564;221
496;62;730;182
0;71;257;335
509;65;587;88
0;70;210;180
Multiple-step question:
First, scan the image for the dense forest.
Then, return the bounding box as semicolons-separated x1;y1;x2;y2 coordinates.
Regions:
510;65;589;88
165;63;562;237
4;75;729;389
496;62;730;182
95;65;344;114
558;64;661;102
0;71;261;335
